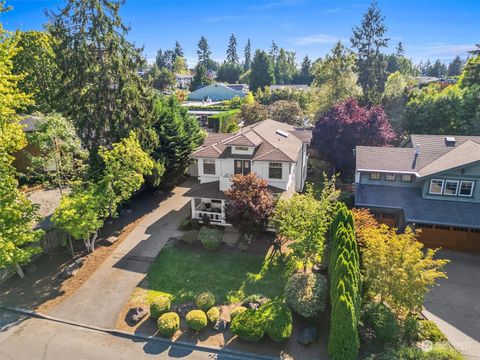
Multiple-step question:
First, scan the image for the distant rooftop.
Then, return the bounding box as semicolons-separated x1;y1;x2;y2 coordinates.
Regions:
270;85;309;91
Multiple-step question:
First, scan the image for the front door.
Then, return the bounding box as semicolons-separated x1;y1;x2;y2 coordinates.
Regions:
234;160;251;175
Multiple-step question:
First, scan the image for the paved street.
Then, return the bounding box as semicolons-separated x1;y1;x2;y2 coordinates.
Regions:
48;180;194;328
0;311;248;360
424;250;480;360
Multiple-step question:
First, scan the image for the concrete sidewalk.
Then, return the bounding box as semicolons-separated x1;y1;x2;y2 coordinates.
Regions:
48;180;194;328
424;250;480;360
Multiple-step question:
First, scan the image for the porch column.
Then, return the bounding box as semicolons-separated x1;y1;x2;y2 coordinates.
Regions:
191;198;196;219
221;200;226;224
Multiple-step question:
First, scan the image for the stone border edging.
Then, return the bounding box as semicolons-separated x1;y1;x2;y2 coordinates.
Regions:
0;305;278;360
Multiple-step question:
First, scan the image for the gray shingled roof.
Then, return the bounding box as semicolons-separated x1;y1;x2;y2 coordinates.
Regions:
356;134;480;178
355;184;480;229
191;119;311;162
184;180;284;200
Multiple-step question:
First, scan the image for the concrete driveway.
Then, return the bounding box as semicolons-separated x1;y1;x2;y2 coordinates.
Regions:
48;180;195;328
424;250;480;360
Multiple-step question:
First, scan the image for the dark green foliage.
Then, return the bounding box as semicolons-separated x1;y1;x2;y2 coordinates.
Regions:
196;291;216;311
250;50;275;92
328;204;361;360
259;300;293;342
48;0;153;151
363;302;399;344
150;295;171;319
226;34;239;64
370;345;463;360
190;64;212;91
198;227;223;251
207;110;240;133
230;308;265;342
216;62;243;84
186;310;208;332
150;96;204;188
181;230;199;244
402;313;420;344
418;320;447;343
244;39;252;71
157;312;179;337
241;294;269;307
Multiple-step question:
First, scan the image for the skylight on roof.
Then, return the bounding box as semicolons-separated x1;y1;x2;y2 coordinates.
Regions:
276;129;289;138
445;136;456;146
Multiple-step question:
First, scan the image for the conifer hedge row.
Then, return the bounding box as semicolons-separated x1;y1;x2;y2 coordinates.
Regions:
328;203;362;360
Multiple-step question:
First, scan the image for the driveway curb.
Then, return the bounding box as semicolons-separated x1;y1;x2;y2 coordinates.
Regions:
0;305;278;360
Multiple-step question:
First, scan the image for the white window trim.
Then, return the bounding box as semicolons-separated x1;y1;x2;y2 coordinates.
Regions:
443;180;459;196
458;180;475;197
429;179;444;195
202;159;216;175
370;172;381;180
268;162;283;180
385;173;396;181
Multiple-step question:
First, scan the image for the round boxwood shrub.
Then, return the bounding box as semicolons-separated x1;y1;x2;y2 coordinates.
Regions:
284;272;327;318
186;310;208;332
196;291;216;311
206;307;220;324
150;295;171;319
230;308;265;342
259;300;292;342
230;306;247;320
157;312;179;337
418;320;447;343
198;227;223;251
182;230;198;244
363;302;399;344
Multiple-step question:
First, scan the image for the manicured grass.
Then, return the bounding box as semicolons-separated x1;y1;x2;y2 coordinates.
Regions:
144;246;294;305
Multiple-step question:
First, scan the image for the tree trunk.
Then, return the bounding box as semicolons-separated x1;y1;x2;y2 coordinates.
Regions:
15;263;25;279
67;234;74;256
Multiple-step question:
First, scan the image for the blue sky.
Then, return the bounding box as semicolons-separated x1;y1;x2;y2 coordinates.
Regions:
2;0;479;66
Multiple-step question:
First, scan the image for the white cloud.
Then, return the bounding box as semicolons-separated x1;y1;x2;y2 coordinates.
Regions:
408;43;476;61
290;33;340;46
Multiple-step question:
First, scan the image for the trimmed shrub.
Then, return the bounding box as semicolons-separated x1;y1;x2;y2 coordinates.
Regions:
196;291;216;311
230;308;265;342
259;300;292;342
181;230;198;244
363;302;399;344
206;307;220;324
402;313;421;344
198;227;223;251
186;310;208;332
179;218;190;230
284;273;327;318
150;295;171;319
157;312;179;337
418;320;447;343
230;306;247;320
373;345;463;360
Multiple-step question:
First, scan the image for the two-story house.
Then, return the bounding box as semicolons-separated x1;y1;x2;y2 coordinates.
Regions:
355;134;480;252
186;119;311;225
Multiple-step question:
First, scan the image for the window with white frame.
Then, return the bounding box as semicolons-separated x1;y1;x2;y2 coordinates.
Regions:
203;159;216;175
459;180;474;197
370;172;381;180
429;179;444;194
269;162;283;179
385;173;396;181
443;180;459;196
234;146;249;151
401;174;412;182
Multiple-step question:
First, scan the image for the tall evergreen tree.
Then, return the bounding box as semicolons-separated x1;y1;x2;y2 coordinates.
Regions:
269;41;279;61
250;49;275;92
156;49;173;70
244;39;252;70
226;33;239;64
197;36;212;67
395;41;404;56
447;56;463;76
190;64;212;91
351;1;390;105
173;41;184;60
48;0;152;151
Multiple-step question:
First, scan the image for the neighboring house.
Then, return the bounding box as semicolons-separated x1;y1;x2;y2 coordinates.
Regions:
355;134;480;252
186;119;312;225
188;83;248;101
175;73;193;89
269;85;309;91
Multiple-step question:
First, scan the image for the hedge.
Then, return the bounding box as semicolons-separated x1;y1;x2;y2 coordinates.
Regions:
207;109;240;133
259;300;292;342
230;309;265;342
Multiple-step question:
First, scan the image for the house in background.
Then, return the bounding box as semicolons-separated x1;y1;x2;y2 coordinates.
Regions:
175;73;193;89
186;119;312;225
355;134;480;252
269;85;309;91
188;83;248;101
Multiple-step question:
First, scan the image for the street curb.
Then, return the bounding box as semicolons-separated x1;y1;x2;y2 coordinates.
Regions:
0;305;278;360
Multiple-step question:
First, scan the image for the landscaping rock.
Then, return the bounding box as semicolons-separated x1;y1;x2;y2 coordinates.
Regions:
214;318;229;332
105;236;118;245
297;326;318;345
126;307;146;326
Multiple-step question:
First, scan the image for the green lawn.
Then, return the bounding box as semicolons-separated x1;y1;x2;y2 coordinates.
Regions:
144;246;294;305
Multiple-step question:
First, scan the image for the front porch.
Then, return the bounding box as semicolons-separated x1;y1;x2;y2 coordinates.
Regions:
190;197;227;225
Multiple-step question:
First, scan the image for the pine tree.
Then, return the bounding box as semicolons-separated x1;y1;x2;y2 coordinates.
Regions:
197;36;212;67
190;64;212;91
395;41;404;56
226;33;239;64
244;39;252;70
447;56;463;76
250;50;275;92
156;49;174;70
48;0;152;152
269;40;279;61
351;1;390;105
173;41;184;61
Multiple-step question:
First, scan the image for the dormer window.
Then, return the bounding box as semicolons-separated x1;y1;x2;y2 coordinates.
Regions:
445;136;456;147
234;146;249;151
